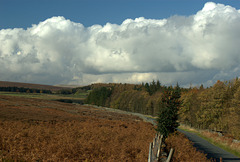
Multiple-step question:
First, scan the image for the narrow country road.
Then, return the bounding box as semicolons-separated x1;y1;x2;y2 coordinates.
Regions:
178;129;240;162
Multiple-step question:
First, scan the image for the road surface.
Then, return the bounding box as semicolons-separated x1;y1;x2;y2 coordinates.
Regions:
178;129;240;162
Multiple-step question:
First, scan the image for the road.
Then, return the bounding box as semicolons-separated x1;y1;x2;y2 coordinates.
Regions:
178;129;240;162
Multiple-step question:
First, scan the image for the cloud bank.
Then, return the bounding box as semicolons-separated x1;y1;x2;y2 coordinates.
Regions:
1;2;240;87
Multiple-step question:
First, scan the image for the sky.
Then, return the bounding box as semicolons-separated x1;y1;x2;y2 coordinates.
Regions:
0;0;240;87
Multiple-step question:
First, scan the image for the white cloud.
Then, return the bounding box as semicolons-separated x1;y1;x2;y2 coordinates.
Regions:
0;2;240;87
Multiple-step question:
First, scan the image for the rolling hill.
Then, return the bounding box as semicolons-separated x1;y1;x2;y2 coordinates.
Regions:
0;81;70;92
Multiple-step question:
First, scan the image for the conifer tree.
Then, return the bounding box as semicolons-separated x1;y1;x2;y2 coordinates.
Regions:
156;80;161;91
156;84;181;138
145;82;150;93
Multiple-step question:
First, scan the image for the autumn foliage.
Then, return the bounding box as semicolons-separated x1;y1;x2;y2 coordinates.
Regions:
179;78;240;140
86;78;240;141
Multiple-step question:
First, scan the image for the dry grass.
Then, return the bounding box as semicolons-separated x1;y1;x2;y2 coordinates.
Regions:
0;95;155;161
165;132;211;162
0;120;155;161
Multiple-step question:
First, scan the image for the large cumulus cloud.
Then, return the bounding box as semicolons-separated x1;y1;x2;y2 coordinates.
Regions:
0;2;240;86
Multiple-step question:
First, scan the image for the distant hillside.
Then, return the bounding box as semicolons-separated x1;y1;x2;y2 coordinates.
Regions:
54;84;82;88
0;81;70;92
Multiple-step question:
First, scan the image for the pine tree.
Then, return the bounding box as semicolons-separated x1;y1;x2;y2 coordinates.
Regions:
145;83;150;94
156;80;161;91
156;84;181;138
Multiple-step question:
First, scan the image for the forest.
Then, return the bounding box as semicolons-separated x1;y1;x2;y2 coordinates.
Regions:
85;78;240;140
179;78;240;140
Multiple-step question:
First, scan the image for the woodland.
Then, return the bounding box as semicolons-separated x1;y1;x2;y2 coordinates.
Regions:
85;78;240;140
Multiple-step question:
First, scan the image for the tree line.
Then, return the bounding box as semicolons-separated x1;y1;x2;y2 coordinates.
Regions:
85;81;183;116
85;82;181;139
57;86;91;94
0;86;52;94
85;78;240;140
179;78;240;140
0;85;92;95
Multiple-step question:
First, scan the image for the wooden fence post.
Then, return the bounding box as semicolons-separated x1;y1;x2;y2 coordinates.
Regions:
148;133;174;162
153;137;156;148
148;142;153;162
166;148;174;162
157;134;163;160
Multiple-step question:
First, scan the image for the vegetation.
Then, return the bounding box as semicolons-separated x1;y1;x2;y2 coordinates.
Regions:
85;87;112;106
0;95;155;161
0;85;90;103
0;91;210;161
1;77;240;159
85;78;240;141
142;80;162;95
179;78;240;140
0;86;52;94
165;132;211;162
85;81;178;116
3;79;239;161
57;85;91;95
0;84;90;96
179;125;240;158
156;85;181;138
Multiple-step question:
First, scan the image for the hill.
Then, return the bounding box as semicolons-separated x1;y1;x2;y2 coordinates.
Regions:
0;81;70;92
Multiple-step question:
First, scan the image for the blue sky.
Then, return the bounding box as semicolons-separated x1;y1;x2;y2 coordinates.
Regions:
1;1;240;86
1;0;239;29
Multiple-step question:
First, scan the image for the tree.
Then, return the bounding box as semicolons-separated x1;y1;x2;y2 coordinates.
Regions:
156;84;181;138
150;80;156;95
85;87;112;106
144;83;150;93
156;80;161;91
179;88;199;127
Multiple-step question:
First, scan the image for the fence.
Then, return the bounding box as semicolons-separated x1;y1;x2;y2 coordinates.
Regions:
148;133;174;162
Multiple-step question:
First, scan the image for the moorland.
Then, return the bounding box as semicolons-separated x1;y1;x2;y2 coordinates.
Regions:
0;81;210;161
